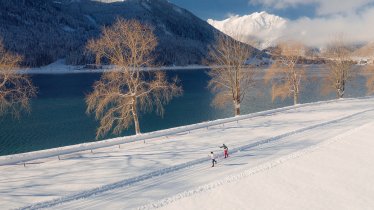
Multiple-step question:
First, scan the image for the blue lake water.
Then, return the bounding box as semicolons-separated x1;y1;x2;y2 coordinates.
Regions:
0;68;369;156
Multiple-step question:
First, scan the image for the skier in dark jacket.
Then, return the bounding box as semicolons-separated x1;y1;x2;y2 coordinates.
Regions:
220;144;229;158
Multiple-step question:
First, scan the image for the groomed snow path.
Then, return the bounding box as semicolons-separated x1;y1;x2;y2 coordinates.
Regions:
1;97;374;209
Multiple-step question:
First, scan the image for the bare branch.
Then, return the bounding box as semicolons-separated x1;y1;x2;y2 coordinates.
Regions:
207;34;256;116
264;41;306;105
0;38;37;118
86;19;182;139
322;36;355;98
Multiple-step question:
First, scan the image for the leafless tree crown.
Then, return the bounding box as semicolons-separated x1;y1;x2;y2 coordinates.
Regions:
86;19;182;138
264;41;306;105
0;39;36;118
360;43;374;94
323;38;355;98
207;34;256;116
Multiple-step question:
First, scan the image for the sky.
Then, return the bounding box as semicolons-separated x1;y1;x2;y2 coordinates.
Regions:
169;0;374;47
169;0;316;20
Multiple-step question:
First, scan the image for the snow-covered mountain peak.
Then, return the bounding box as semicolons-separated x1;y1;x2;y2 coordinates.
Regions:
243;11;282;22
208;11;287;49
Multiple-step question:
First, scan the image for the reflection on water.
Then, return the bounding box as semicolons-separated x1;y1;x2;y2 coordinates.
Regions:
0;68;370;156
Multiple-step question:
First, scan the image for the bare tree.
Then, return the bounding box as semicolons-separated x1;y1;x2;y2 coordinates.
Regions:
323;37;355;99
0;39;36;118
87;37;104;67
207;34;256;116
264;41;306;105
357;42;374;94
86;19;182;138
366;66;374;94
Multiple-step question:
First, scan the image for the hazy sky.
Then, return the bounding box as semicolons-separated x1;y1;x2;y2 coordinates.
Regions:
169;0;374;46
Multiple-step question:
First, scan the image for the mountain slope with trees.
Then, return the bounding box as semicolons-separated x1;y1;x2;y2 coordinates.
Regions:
0;0;260;67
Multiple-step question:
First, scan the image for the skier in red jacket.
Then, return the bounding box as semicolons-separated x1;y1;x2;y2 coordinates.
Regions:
220;144;229;158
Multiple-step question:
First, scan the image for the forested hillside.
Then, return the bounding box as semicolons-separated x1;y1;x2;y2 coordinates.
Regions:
0;0;259;67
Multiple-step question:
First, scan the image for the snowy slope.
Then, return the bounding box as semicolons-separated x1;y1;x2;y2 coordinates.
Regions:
15;59;211;75
352;42;374;64
160;122;374;210
1;97;374;209
207;11;287;49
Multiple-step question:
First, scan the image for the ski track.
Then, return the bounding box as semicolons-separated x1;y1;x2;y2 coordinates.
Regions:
18;107;374;210
55;111;373;210
70;114;374;210
137;121;374;210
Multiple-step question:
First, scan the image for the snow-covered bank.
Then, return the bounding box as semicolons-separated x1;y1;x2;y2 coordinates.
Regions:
1;97;374;209
18;59;210;75
0;97;365;166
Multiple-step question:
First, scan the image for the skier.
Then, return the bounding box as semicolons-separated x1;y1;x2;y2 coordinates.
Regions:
220;143;229;158
210;151;217;167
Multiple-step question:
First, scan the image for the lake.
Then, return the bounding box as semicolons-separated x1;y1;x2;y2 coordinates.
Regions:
0;67;370;156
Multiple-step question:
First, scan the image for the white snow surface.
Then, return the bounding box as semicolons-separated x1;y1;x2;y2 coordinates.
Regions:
18;59;210;75
159;121;374;210
1;97;374;209
207;11;287;49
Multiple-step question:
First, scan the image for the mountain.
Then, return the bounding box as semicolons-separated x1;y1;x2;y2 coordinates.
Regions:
351;42;374;64
207;11;287;50
352;42;374;57
0;0;260;67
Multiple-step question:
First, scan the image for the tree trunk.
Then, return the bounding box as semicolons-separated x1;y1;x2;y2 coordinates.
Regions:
133;112;141;135
95;54;101;66
337;90;344;99
294;91;299;105
131;99;141;135
337;75;345;99
337;87;344;99
234;101;240;116
234;82;241;116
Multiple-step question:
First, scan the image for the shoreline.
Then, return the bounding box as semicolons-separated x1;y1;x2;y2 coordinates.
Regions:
1;96;371;164
2;96;374;209
18;59;213;75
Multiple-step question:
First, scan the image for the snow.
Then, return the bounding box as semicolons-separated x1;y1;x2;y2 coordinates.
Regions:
84;15;97;26
207;11;287;49
0;98;356;166
158;122;374;210
17;59;211;74
18;59;79;74
62;26;75;32
1;97;374;209
173;6;183;14
141;2;151;11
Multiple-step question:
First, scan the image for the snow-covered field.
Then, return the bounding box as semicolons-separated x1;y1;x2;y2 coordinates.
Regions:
1;97;374;209
160;122;374;210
